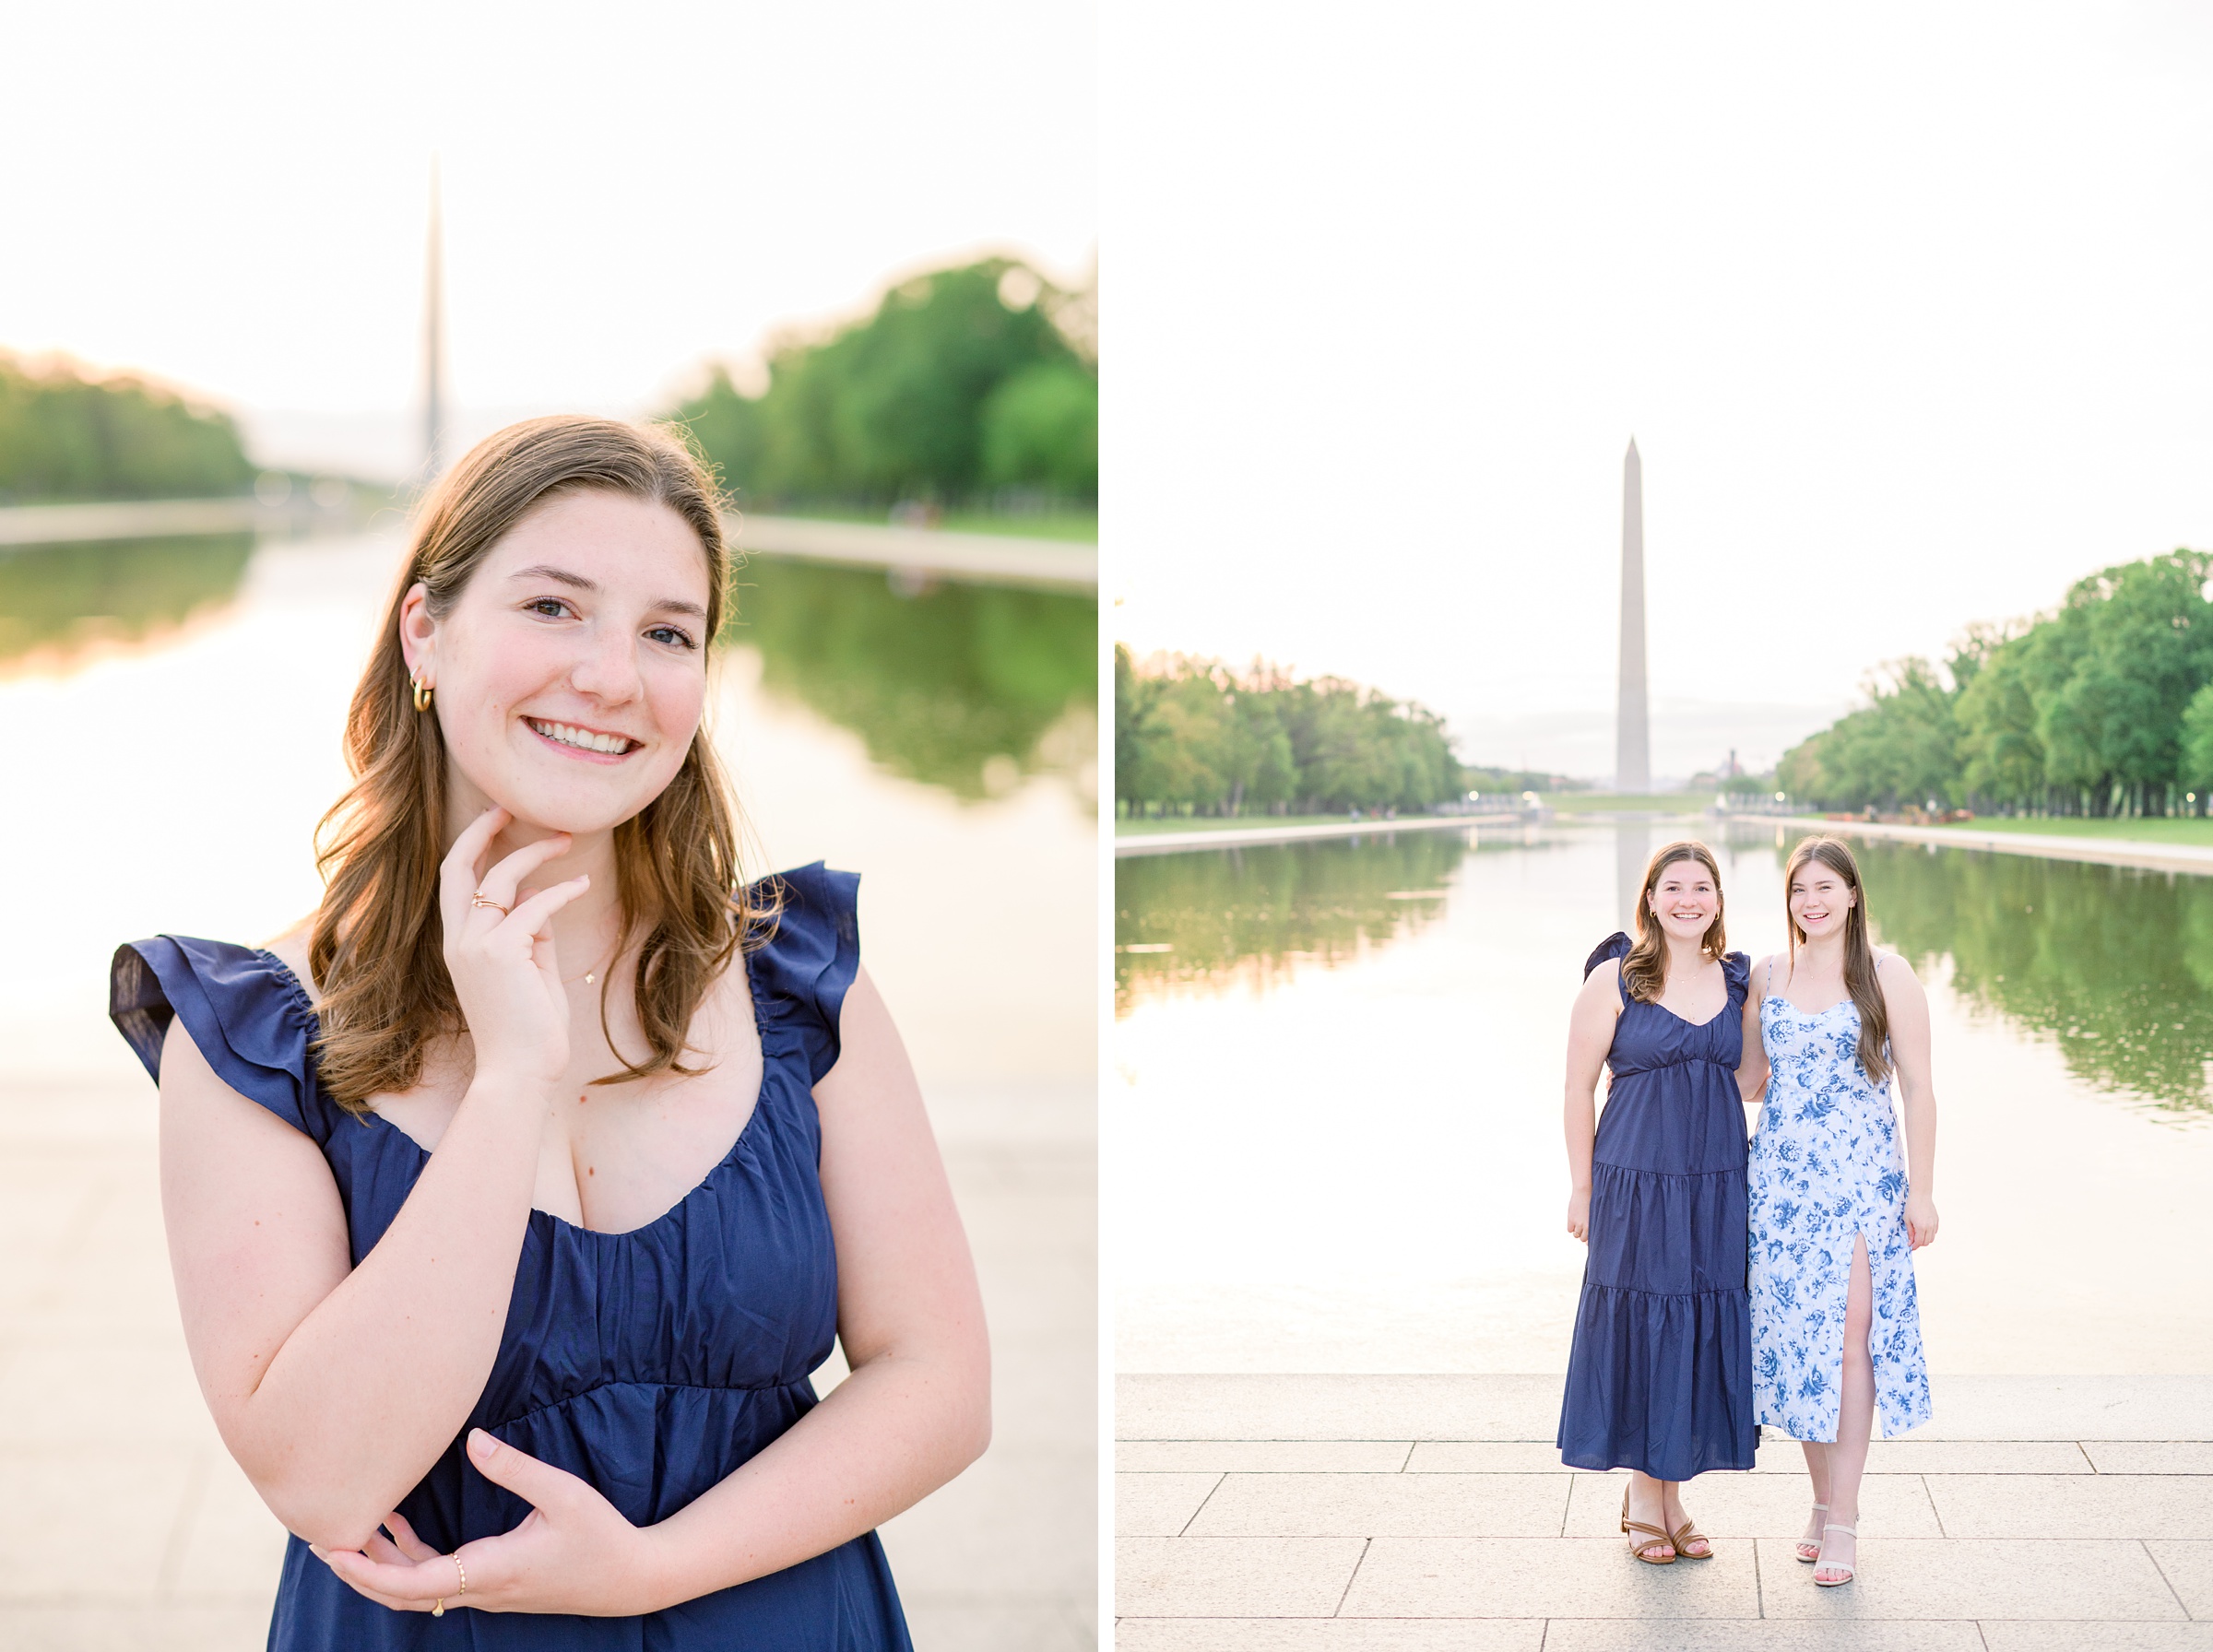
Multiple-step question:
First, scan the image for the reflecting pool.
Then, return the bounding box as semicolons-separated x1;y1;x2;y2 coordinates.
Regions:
1113;820;2213;1375
1;529;1095;1090
0;533;255;664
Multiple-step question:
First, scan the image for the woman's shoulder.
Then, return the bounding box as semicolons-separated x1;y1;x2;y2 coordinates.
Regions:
261;919;320;1006
1581;930;1632;979
1870;947;1921;990
744;864;862;1084
110;931;325;1131
1720;950;1753;991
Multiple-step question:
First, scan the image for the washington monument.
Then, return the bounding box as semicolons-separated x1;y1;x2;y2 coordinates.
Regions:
1615;438;1650;792
420;163;447;482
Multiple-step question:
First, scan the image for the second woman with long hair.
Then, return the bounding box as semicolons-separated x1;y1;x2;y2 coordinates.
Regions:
1738;836;1937;1589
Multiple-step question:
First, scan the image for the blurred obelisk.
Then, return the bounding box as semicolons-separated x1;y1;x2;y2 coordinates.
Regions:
1616;439;1650;792
420;163;448;484
1615;438;1651;928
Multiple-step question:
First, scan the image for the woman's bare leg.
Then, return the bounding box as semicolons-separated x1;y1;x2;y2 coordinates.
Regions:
1625;1469;1675;1561
1797;1440;1831;1555
1658;1475;1710;1557
1816;1235;1876;1582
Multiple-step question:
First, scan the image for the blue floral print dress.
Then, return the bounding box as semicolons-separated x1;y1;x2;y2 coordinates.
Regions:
1748;963;1932;1442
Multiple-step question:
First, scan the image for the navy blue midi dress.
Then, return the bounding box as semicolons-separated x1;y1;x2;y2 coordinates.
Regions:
108;864;913;1651
1556;932;1757;1481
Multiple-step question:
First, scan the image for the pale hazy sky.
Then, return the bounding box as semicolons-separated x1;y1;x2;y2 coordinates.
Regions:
1106;3;2213;779
1;0;1095;476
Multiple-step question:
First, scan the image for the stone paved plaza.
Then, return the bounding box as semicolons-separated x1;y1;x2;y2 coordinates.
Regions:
0;1073;1095;1650
1117;1373;2213;1649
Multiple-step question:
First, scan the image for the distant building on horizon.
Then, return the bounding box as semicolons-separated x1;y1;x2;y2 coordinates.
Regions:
1616;438;1651;792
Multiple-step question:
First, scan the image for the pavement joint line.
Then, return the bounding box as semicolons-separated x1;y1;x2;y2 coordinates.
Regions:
1752;1523;1764;1618
2142;1537;2194;1620
1331;1537;1370;1618
1175;1472;1225;1538
1927;1470;1948;1538
1974;1619;1993;1650
1391;1442;1414;1472
2078;1440;2100;1474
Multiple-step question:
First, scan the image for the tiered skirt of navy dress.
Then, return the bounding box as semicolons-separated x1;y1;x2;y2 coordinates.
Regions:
108;863;913;1651
1557;933;1757;1481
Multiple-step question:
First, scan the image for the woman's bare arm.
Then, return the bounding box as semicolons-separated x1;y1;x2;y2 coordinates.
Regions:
1737;954;1772;1108
1878;952;1940;1247
1563;962;1622;1243
160;811;586;1548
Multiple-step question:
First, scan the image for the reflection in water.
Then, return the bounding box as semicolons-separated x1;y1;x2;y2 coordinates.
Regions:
1115;830;1483;1009
0;533;1098;808
1115;823;2213;1374
0;534;254;665
1833;837;2213;1116
1614;818;1651;930
729;558;1095;800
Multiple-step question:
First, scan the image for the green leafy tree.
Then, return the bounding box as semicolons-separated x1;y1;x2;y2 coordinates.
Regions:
1783;548;2213;817
2178;682;2213;808
673;259;1096;507
0;355;254;502
981;363;1097;495
1116;654;1468;817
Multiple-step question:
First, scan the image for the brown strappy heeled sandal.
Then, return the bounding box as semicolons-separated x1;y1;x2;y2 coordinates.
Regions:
1671;1518;1714;1560
1620;1485;1675;1564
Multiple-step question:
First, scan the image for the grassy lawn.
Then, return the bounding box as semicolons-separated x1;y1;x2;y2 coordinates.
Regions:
1115;812;1461;836
763;506;1096;544
1931;815;2213;846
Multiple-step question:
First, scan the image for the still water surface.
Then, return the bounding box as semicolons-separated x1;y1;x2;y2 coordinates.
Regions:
2;528;1095;1093
1113;821;2213;1375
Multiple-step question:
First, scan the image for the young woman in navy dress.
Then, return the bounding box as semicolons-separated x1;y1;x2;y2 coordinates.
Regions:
109;418;988;1646
1558;841;1757;1564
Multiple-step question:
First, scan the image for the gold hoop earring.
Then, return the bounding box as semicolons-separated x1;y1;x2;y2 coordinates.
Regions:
411;674;433;713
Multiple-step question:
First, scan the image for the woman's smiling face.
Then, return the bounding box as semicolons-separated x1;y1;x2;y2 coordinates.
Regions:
1789;858;1856;942
1647;856;1719;942
402;488;715;834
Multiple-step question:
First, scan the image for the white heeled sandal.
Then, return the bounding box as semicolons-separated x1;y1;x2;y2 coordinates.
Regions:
1793;1502;1828;1563
1813;1522;1856;1587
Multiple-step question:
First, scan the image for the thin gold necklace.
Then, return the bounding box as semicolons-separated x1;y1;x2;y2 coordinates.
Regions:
562;944;617;988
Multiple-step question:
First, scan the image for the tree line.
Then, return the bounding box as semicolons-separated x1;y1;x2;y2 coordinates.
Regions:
672;257;1096;511
1852;834;2213;1112
0;355;254;503
1117;647;1467;816
1779;549;2213;816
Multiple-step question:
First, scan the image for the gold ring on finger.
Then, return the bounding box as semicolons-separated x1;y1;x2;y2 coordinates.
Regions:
469;892;511;916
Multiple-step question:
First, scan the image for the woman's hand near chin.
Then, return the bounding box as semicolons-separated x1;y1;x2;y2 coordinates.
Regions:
439;807;589;1091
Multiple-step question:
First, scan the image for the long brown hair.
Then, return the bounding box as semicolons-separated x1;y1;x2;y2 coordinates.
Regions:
1782;835;1891;1086
308;416;764;1112
1620;840;1729;1002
